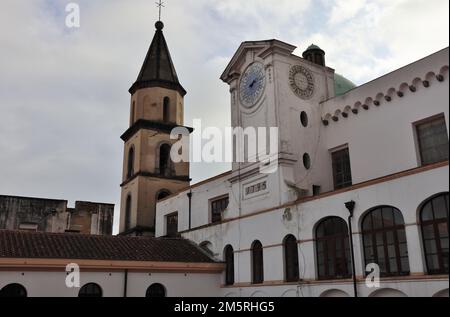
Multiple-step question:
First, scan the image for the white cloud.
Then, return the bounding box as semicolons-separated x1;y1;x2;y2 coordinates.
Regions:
302;0;449;83
327;0;369;25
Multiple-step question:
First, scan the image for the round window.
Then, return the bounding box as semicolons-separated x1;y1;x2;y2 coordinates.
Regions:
303;153;311;170
300;111;308;127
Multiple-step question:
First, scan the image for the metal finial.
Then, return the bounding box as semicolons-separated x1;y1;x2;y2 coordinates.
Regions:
156;0;165;21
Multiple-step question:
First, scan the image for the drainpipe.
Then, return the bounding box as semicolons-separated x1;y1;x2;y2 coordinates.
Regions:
123;269;128;298
345;200;358;298
187;190;192;230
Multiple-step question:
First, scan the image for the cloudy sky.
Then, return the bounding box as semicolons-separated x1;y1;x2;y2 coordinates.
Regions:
0;0;448;233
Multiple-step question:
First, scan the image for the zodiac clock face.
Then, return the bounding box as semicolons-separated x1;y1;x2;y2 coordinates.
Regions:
289;65;315;100
239;63;266;108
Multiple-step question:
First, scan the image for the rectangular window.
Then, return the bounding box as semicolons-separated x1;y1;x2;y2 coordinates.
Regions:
210;196;229;223
416;115;449;166
166;213;178;237
332;147;353;190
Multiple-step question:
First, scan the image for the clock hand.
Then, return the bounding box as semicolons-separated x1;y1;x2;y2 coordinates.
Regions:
249;79;257;88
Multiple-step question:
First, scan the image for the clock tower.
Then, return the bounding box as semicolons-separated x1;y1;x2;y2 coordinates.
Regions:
221;40;336;209
119;21;191;236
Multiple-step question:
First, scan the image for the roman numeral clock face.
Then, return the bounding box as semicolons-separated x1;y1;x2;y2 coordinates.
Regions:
289;65;315;100
239;63;266;109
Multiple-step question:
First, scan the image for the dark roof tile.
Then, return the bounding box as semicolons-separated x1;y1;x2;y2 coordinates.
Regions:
0;230;215;263
129;21;186;96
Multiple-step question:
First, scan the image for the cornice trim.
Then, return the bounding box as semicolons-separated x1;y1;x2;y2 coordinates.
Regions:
121;119;193;142
120;172;191;187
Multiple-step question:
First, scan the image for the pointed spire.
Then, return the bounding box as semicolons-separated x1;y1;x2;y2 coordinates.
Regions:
129;21;186;96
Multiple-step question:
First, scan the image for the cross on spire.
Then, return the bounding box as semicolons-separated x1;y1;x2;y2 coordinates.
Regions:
156;0;165;21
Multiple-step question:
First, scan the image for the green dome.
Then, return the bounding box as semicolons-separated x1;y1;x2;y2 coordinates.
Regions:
306;44;322;51
334;73;357;96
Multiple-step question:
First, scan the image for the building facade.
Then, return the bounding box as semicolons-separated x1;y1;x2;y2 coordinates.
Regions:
155;41;449;297
0;195;114;235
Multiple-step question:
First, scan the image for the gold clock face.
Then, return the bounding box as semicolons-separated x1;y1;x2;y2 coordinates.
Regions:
289;65;315;100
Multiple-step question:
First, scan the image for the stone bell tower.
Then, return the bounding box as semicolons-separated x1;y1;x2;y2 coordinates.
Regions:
119;21;191;236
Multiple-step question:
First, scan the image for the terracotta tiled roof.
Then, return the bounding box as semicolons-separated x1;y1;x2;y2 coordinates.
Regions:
0;230;215;263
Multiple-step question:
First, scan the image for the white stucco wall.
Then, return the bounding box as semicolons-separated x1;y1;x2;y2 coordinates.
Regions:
158;163;448;297
0;271;221;297
155;45;449;298
157;46;449;236
320;49;449;185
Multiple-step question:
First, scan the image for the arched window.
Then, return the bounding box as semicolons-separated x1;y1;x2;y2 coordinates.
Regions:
251;240;264;284
127;146;135;179
163;97;170;123
130;101;136;125
224;245;235;286
78;283;102;297
157;190;171;201
420;193;449;275
124;195;132;231
159;144;172;177
283;235;299;282
0;283;27;297
146;283;166;297
316;217;351;280
362;206;410;277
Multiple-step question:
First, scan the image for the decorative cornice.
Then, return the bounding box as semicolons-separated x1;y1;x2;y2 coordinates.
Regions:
0;258;224;273
129;80;186;96
120;172;191;187
121;119;194;142
322;67;448;126
220;274;448;289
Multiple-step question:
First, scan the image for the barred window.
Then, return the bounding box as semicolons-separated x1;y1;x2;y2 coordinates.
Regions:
166;213;178;237
332;148;352;190
420;193;449;275
362;206;410;277
316;217;351;280
283;235;300;282
416;115;449;165
211;196;229;223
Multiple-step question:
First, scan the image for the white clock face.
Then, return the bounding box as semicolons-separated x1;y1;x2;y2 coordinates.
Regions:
239;63;266;108
289;65;315;100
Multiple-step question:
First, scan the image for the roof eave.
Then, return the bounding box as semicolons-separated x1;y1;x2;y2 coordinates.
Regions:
220;39;297;83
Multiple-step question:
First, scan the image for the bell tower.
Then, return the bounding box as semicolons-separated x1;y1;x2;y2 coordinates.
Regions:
119;20;191;236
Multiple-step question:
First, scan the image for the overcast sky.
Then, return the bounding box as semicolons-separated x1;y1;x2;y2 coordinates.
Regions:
0;0;448;233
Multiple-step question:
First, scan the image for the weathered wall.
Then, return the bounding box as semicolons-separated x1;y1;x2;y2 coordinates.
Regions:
0;196;68;232
0;196;114;235
69;201;114;235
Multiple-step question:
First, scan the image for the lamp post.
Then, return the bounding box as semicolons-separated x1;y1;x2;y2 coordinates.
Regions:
345;200;358;298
